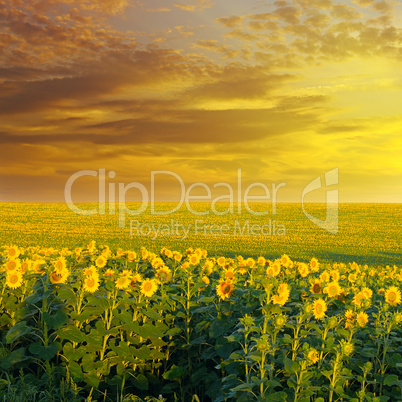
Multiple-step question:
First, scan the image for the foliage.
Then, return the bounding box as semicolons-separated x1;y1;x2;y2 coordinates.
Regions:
1;243;402;401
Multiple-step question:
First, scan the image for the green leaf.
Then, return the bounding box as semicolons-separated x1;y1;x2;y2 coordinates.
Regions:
198;296;215;303
143;309;163;321
43;310;68;329
130;345;151;361
63;342;86;361
87;295;110;311
209;318;229;338
81;352;96;372
85;328;103;352
58;325;86;343
267;391;288;401
284;358;300;375
384;374;399;386
0;347;28;370
191;367;208;386
84;370;100;388
67;361;84;382
6;321;33;344
29;341;61;360
163;365;187;381
129;373;149;390
231;383;253;392
141;322;164;338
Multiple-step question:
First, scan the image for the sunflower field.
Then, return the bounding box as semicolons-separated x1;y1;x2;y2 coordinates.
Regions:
1;243;402;401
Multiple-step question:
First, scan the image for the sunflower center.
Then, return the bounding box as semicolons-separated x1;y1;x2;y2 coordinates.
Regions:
10;275;18;284
144;282;152;292
222;284;231;294
388;292;396;302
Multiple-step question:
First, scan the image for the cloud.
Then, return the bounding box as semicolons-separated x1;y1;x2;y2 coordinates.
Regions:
215;15;245;28
331;4;362;20
173;0;213;12
146;7;171;12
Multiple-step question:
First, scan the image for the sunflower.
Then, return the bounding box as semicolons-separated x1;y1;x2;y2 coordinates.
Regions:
273;314;286;328
83;275;100;293
330;269;340;282
102;246;112;258
272;262;281;277
356;312;368;327
258;256;266;266
246;258;255;268
385;286;401;306
95;255;107;268
361;287;373;300
278;283;290;297
5;259;21;272
353;291;366;307
340;340;354;356
266;266;275;277
115;275;131;290
272;283;290;306
324;281;342;298
87;240;97;254
224;268;235;281
344;309;354;322
7;245;20;260
217;257;226;267
298;263;309;278
53;257;66;272
216;279;234;300
164;249;173;259
121;269;133;278
310;279;322;294
151;257;164;269
83;266;99;278
104;268;115;279
32;259;46;274
126;251;137;262
202;275;210;286
50;267;69;284
6;271;23;289
394;312;402;324
319;270;330;283
194;248;203;258
141;248;149;260
307;348;319;364
116;248;124;257
156;266;172;283
313;299;327;320
129;273;143;290
272;292;289;306
189;254;200;266
20;259;33;274
348;273;357;283
173;252;182;262
310;258;320;272
278;254;289;268
140;279;158;297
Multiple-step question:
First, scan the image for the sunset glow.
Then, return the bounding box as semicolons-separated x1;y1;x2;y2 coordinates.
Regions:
1;0;401;202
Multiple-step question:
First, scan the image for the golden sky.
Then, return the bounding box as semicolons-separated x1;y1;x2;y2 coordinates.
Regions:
0;0;401;202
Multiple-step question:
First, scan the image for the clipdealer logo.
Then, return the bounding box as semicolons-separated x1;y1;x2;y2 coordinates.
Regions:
64;169;286;227
64;167;339;235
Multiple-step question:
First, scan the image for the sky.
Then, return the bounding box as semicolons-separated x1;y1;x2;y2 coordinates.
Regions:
0;0;401;203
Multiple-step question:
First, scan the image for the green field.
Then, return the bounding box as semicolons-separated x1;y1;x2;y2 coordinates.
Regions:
0;202;400;265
